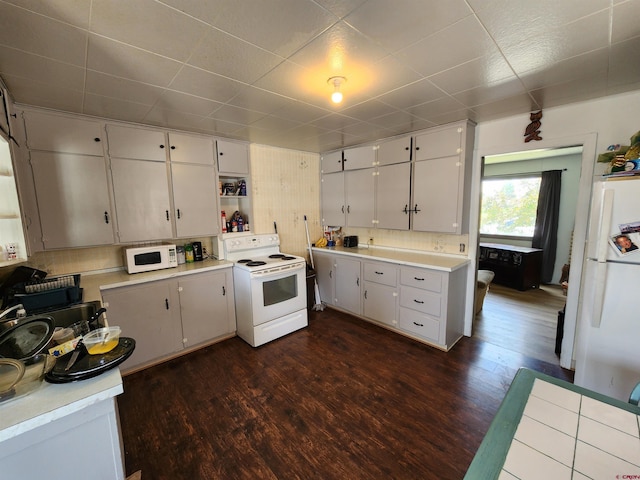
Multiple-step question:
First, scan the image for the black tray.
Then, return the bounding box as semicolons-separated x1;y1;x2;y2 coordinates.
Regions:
45;337;135;384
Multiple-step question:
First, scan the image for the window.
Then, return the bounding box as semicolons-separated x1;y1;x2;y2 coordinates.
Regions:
480;175;541;237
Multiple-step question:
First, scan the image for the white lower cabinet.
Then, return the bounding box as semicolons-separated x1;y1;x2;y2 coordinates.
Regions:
101;268;235;373
314;248;467;350
363;261;398;327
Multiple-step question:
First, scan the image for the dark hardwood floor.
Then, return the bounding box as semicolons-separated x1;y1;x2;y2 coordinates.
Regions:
117;307;573;480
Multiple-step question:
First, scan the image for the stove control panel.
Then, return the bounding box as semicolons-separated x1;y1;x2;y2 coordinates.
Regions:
224;234;280;253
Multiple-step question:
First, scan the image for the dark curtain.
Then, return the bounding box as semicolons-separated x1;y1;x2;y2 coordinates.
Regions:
532;170;562;283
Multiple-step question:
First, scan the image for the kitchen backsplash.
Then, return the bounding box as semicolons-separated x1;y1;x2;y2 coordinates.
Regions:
346;227;469;256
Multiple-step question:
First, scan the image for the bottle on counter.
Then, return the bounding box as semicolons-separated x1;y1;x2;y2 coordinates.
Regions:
185;244;194;263
221;210;227;233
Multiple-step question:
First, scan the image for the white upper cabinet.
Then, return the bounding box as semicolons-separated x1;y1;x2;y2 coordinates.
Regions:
377;135;412;166
106;125;167;161
110;158;173;242
321;171;345;227
376;162;411;230
321;150;343;174
169;132;214;165
216;139;249;175
414;125;463;161
30;151;115;249
342;145;376;171
23;111;105;156
345;168;375;228
171;163;219;238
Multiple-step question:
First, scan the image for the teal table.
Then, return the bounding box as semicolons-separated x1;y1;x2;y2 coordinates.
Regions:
465;368;640;479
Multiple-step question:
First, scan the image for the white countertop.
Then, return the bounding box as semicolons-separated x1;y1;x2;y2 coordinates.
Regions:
82;258;233;301
0;369;123;442
312;246;470;272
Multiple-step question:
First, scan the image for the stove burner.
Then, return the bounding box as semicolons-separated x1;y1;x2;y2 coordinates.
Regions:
281;256;296;260
237;259;253;263
268;254;285;258
246;261;267;267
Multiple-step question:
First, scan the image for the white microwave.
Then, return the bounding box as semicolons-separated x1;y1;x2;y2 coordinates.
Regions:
124;244;178;274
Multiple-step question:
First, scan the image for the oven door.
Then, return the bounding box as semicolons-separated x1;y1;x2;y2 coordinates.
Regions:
249;263;306;325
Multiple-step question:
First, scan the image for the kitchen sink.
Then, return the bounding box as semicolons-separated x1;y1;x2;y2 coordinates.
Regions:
41;301;103;328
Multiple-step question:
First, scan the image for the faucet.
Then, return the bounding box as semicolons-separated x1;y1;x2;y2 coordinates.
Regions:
0;303;26;321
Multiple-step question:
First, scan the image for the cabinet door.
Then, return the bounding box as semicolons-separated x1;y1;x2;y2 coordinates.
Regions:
321;150;342;174
414;125;462;161
30;151;114;249
171;163;219;237
106;125;167;161
363;282;397;327
376;162;411;230
412;156;462;233
23;111;105;155
216;139;249;175
110;158;172;242
343;145;376;171
0;88;9;137
101;280;183;372
179;270;234;347
321;171;345;227
377;135;411;166
314;252;335;307
334;256;361;315
169;132;214;165
345;168;375;228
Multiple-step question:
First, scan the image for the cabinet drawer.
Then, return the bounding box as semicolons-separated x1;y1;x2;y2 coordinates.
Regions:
400;285;441;318
400;267;442;293
399;308;440;343
363;262;397;287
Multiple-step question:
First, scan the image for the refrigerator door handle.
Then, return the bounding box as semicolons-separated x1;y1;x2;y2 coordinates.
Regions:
597;188;615;263
591;261;608;328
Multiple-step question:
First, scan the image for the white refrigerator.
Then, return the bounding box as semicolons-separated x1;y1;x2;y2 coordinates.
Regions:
574;176;640;401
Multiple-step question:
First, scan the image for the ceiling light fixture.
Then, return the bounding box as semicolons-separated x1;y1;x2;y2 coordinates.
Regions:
328;76;346;104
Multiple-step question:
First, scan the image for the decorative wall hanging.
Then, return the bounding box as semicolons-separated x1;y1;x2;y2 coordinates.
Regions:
524;110;543;142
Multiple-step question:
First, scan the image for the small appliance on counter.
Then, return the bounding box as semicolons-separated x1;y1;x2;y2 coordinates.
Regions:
192;241;203;261
124;244;178;274
343;236;359;248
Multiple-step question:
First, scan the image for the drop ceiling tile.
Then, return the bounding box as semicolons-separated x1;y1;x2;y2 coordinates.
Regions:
252;61;324;105
471;93;539;122
469;0;611;49
87;34;183;86
271;101;330;124
344;0;472;53
339;120;393;139
310;112;360;130
2;0;92;29
188;28;284;84
287;21;388;72
530;75;608;109
429;52;516;95
169;66;245;104
91;0;208;62
384;118;433;135
85;71;165;105
453;77;525;108
519;48;609;91
609;36;640;88
284;123;333;140
500;10;611;75
209;105;267;125
83;93;150;123
407;96;468;121
397;15;497;77
199;117;246;136
366;110;422;129
313;0;368;19
142;107;213;132
376;79;443;110
249;114;303;132
341;99;400;121
3;73;84;112
227;86;292;114
158;0;337;57
365;54;423;98
0;45;85;91
154;90;221;117
612;0;640;43
0;2;87;65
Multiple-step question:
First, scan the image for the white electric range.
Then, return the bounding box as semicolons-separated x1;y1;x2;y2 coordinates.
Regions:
223;234;308;347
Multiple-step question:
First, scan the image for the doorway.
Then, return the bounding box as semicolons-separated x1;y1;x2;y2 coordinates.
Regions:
465;133;598;370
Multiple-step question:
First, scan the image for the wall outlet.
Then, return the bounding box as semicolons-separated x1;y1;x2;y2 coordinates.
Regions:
369;237;374;245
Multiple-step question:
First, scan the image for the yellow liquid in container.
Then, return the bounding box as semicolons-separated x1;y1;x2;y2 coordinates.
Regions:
87;339;119;355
